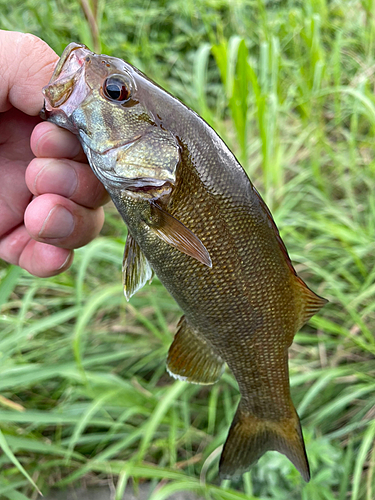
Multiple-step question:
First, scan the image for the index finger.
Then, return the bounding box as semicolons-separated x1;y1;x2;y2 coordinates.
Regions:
31;121;87;162
0;30;58;115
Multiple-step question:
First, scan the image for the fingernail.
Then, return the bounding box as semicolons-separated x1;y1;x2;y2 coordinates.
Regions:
57;250;74;270
35;161;78;198
39;205;75;239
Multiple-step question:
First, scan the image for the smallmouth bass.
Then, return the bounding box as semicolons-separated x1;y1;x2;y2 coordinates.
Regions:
42;43;327;482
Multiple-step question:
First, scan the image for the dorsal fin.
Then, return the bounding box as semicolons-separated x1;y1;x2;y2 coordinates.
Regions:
252;186;327;326
252;186;297;275
294;277;328;327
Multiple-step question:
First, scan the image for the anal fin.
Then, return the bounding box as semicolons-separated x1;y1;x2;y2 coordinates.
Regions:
167;316;224;385
123;233;154;301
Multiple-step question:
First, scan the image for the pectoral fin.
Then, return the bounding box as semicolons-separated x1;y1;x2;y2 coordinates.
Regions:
123;233;154;301
146;203;212;268
167;316;224;384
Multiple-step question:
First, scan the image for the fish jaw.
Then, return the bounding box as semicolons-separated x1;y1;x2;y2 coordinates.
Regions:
41;43;91;133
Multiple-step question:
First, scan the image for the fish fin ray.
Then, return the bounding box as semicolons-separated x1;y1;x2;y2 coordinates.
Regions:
219;403;310;482
253;185;327;326
147;203;212;268
252;186;296;274
167;316;224;385
122;233;154;301
295;277;328;327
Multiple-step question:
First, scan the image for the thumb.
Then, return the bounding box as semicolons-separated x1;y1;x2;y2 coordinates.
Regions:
0;30;58;115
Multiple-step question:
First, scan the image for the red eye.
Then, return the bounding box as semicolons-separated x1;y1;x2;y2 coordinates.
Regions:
103;75;131;102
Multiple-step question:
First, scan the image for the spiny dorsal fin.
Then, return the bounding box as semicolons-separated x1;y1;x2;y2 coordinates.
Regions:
252;186;296;275
167;316;224;385
146;203;212;268
123;233;154;301
252;186;327;326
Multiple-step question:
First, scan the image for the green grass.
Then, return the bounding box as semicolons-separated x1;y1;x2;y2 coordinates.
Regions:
1;0;375;499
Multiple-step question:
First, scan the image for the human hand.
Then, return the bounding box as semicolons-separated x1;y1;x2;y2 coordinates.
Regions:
0;31;109;277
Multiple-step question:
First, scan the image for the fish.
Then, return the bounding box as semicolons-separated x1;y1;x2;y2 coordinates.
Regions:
41;43;327;482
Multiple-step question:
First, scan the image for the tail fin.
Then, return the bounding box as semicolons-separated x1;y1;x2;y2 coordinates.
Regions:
219;404;310;482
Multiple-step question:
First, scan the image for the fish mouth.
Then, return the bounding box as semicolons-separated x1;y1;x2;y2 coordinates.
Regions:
50;43;87;82
41;43;92;121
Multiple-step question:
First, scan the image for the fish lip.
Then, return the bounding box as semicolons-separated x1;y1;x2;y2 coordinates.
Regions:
42;43;92;114
49;43;89;83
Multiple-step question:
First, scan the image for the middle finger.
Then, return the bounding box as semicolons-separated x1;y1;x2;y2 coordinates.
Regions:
26;157;110;209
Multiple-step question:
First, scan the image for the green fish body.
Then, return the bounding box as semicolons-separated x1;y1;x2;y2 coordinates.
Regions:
42;43;327;481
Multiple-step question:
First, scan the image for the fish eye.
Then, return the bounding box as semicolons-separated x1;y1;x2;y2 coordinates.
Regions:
103;75;131;102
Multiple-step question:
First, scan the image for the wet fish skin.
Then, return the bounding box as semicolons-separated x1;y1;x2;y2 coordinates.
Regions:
42;43;327;482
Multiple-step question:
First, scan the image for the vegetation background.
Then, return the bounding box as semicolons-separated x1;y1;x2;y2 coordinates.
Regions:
0;0;374;499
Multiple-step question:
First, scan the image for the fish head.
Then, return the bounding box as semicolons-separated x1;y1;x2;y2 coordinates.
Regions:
42;43;179;194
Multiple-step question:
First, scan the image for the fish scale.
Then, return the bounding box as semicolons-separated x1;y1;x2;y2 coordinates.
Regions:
42;42;327;483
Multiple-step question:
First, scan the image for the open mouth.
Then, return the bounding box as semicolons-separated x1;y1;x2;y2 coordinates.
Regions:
42;43;92;112
49;43;88;83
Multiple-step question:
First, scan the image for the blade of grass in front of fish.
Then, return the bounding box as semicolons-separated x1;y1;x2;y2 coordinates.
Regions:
57;427;145;487
207;383;220;436
0;306;79;365
309;384;375;428
78;0;102;53
246;38;282;202
1;489;30;500
72;283;123;374
0;429;42;495
135;381;186;463
148;292;173;341
352;420;375;500
332;28;343;126
366;442;375;500
242;471;253;498
361;0;375;57
297;372;338;418
148;482;205;500
64;388;123;464
194;43;213;125
337;438;355;500
211;36;248;162
0;265;22;310
0;481;29;497
231;38;249;165
85;461;255;500
168;405;177;468
75;237;123;305
115;467;130;500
